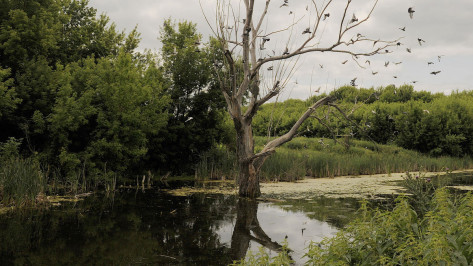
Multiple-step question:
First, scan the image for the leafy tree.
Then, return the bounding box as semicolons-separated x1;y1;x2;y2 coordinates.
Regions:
48;52;169;180
0;67;20;119
156;20;228;173
0;0;142;155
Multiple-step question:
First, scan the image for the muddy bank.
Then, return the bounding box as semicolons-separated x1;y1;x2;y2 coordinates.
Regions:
167;170;473;199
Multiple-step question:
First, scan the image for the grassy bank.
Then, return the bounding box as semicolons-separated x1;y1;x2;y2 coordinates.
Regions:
196;137;473;181
234;187;473;265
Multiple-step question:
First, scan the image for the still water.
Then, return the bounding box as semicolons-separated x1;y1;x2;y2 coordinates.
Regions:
0;183;362;265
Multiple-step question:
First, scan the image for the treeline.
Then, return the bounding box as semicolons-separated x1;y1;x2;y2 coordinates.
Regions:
253;85;473;157
0;0;230;197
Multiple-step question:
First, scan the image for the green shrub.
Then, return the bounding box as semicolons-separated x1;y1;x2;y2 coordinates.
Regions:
306;188;473;265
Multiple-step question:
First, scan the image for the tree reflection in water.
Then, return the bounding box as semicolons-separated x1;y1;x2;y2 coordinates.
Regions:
230;198;285;261
0;188;356;264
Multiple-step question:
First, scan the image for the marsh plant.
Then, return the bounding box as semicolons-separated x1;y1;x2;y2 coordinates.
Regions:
196;137;473;181
0;158;46;206
241;188;473;265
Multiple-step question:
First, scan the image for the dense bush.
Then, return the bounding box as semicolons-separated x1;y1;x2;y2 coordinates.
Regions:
305;188;473;265
238;188;473;265
252;86;473;157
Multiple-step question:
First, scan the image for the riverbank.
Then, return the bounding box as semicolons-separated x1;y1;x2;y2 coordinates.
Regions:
167;170;473;199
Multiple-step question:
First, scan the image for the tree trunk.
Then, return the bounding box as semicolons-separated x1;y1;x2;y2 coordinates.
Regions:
235;118;261;198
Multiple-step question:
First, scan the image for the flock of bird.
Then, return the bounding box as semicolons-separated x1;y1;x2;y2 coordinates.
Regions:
265;1;445;89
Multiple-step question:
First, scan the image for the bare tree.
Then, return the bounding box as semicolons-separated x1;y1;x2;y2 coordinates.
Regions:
201;0;398;198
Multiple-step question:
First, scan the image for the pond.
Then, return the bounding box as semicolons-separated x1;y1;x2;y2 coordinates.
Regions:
0;183;363;265
1;171;471;265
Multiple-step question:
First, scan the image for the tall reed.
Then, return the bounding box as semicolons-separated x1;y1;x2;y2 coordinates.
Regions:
0;158;46;206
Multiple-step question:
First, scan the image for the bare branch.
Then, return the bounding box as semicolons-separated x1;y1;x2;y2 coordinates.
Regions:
261;96;335;153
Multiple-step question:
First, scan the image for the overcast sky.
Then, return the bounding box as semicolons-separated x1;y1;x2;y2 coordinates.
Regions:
89;0;473;99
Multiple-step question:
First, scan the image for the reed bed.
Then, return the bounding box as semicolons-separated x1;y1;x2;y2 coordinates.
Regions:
196;136;473;181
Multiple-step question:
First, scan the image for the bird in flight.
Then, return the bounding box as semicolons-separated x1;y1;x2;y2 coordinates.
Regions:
412;81;418;84
408;7;415;19
427;62;434;65
430;71;441;75
342;60;348;64
393;76;398;79
319;64;323;68
350;14;358;23
302;28;311;34
323;13;330;20
438;55;444;62
397;42;402;46
399;27;406;31
384;61;390;67
406;48;411;53
418;38;426;46
267;66;273;71
350;77;357;86
365;60;371;65
280;1;288;8
372;71;378;75
394;62;402;65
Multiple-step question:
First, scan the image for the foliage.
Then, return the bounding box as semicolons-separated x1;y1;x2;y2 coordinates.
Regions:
305;188;473;265
0;157;45;206
155;19;228;173
252;86;473;157
196;136;473;181
195;144;237;180
48;51;169;182
0;68;20;119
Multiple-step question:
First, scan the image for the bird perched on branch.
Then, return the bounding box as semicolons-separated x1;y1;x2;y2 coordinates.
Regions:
283;47;289;55
408;7;415;19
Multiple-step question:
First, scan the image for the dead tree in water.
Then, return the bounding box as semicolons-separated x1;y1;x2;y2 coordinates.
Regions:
201;0;399;198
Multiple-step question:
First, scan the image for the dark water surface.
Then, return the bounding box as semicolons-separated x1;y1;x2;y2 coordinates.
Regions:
2;172;472;265
0;182;363;265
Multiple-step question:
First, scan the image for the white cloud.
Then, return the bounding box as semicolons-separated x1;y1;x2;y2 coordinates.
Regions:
89;0;473;97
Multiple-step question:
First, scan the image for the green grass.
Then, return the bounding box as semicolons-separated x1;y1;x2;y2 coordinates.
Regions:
0;158;46;206
196;136;473;181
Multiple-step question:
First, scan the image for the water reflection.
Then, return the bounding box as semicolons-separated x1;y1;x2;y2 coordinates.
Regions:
230;199;283;261
0;189;357;265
